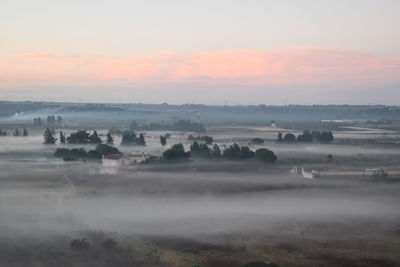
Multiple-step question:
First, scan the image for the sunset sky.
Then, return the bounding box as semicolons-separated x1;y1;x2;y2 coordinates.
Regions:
1;0;399;105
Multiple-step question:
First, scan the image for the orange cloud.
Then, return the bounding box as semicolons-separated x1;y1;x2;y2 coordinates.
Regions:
1;48;399;89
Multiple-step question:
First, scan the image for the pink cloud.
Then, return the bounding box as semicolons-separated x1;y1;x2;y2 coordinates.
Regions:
1;48;399;89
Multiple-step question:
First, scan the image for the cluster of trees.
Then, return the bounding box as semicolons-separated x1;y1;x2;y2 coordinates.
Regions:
67;130;102;144
121;130;145;146
277;130;334;143
130;120;206;132
54;144;121;161
162;144;190;160
162;142;277;163
0;129;28;136
187;134;214;144
33;118;43;126
12;128;28;136
190;141;221;158
44;128;57;144
43;128;146;146
33;115;64;126
159;133;171;146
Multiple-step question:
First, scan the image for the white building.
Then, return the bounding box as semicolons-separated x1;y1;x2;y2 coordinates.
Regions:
102;154;124;167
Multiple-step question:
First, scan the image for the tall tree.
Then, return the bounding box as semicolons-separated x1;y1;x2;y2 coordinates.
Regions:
13;128;19;136
23;128;28;136
43;128;57;144
106;133;114;145
60;131;66;143
89;130;102;144
160;135;167;146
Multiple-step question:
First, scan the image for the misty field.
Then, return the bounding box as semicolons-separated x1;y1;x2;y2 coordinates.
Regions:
1;115;400;267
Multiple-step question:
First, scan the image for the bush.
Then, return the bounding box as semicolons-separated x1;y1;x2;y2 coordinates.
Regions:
67;130;90;144
255;148;277;163
190;141;211;158
121;130;146;146
54;148;102;161
96;144;121;156
283;133;296;142
223;143;255;160
162;144;190;160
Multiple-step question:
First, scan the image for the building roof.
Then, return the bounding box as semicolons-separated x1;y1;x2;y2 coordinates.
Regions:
104;154;123;160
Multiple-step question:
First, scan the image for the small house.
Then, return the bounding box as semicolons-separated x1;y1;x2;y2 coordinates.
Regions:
102;154;124;167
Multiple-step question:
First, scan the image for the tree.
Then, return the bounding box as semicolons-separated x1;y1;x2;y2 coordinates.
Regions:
95;144;121;156
121;130;145;146
44;128;56;144
57;115;63;124
326;154;333;162
87;150;102;160
13;128;19;136
47;115;56;125
190;141;211;158
23;128;28;136
67;130;90;144
106;133;114;144
138;133;146;145
89;130;102;144
211;144;221;158
160;135;167;146
162;144;190;160
223;143;255;160
204;136;213;144
33;118;43;126
60;131;66;143
255;148;277;163
283;133;296;142
297;130;313;142
277;132;283;142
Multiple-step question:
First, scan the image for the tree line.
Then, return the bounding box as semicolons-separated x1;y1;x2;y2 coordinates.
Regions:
277;130;334;143
54;144;122;161
43;129;146;146
0;128;29;136
33;115;64;126
162;142;277;163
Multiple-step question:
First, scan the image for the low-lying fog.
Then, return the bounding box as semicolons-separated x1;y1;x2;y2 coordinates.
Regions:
1;162;399;240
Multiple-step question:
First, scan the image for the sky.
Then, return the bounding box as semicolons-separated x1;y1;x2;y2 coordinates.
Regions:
0;0;399;105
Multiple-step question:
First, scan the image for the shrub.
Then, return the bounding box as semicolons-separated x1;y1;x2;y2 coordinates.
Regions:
162;144;190;160
223;143;255;160
255;148;277;163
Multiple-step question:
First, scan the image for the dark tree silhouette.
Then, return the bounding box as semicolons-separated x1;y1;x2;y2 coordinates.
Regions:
60;131;66;143
162;144;190;160
43;128;56;144
106;133;114;144
160;135;167;146
255;148;277;163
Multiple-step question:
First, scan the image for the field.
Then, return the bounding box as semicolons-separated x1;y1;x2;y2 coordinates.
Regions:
0;104;400;267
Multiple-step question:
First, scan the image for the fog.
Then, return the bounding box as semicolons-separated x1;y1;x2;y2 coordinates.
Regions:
1;161;399;242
